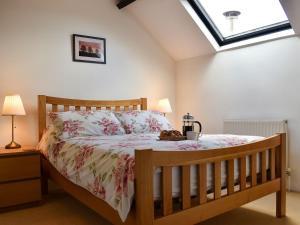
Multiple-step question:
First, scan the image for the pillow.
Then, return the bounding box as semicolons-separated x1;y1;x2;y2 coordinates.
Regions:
114;110;172;134
48;110;125;139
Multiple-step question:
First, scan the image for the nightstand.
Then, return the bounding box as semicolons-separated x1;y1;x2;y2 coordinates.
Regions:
0;147;42;210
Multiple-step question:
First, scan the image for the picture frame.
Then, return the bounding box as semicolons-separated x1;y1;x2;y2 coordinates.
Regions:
72;34;106;64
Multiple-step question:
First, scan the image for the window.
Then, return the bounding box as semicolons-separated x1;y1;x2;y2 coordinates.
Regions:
186;0;294;49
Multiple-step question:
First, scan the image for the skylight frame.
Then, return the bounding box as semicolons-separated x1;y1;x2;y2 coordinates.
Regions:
187;0;293;47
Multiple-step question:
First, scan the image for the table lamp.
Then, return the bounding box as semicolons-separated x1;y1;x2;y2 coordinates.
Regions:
158;98;172;116
2;95;26;149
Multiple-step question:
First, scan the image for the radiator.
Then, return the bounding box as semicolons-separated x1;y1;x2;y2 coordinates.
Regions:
223;120;288;137
223;119;290;190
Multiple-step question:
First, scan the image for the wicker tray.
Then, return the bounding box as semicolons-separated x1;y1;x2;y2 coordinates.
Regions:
158;136;187;141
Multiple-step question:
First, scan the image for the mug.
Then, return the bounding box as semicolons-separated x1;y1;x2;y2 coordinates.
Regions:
186;131;200;141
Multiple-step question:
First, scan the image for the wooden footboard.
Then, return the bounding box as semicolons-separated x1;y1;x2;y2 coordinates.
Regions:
135;133;286;225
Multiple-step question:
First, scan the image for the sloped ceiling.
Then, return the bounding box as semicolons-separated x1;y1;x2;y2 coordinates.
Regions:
127;0;214;61
127;0;299;61
280;0;300;34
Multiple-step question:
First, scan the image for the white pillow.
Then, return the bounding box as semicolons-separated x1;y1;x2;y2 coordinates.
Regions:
48;110;125;139
114;110;172;134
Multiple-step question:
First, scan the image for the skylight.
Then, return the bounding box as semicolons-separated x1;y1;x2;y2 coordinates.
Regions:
184;0;294;49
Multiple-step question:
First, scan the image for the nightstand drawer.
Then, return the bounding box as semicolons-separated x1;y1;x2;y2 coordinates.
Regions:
0;179;41;208
0;154;40;183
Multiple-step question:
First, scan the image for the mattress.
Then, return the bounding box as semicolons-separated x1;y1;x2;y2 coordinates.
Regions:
38;132;264;221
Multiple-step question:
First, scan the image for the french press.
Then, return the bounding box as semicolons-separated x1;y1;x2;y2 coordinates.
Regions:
182;113;202;136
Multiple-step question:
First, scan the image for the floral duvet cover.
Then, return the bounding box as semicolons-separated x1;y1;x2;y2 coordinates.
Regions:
38;132;263;221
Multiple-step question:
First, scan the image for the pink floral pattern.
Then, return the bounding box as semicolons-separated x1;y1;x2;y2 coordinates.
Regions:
93;118;121;135
77;110;94;118
48;110;125;139
49;112;59;121
145;116;163;132
38;133;263;222
113;153;135;198
61;164;70;179
89;177;106;199
74;145;95;170
176;142;203;150
52;141;66;160
63;120;84;137
114;110;172;134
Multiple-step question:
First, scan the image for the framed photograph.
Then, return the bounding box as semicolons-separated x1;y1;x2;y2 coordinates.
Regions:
73;34;106;64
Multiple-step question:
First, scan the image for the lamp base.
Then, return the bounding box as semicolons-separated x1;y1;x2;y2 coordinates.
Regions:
5;141;21;149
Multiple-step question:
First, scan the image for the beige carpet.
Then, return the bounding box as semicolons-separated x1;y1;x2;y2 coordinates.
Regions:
0;189;299;225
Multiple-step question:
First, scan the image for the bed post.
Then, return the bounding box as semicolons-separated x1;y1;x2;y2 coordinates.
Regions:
38;95;48;195
276;133;286;217
38;95;47;140
135;149;154;225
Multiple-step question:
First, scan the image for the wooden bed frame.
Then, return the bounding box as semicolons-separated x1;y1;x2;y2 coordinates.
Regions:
38;95;286;225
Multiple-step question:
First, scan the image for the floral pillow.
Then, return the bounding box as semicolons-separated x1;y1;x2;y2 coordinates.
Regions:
48;110;125;139
114;110;172;134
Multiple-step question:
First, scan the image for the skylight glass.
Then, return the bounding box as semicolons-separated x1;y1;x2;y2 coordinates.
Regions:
186;0;293;48
198;0;289;38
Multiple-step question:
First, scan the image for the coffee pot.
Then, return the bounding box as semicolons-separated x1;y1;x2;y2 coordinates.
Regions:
182;113;202;136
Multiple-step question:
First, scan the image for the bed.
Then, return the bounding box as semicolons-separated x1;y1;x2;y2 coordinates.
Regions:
38;95;286;225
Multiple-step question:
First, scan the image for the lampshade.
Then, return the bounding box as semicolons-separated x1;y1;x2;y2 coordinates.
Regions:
158;98;172;113
2;95;26;116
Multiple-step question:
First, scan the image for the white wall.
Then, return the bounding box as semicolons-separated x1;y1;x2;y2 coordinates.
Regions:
176;36;300;191
0;0;175;146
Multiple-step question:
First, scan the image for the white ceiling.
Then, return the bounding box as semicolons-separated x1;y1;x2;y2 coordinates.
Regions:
127;0;299;61
127;0;214;61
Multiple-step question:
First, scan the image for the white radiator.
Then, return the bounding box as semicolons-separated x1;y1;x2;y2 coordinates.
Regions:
223;120;288;137
223;119;290;190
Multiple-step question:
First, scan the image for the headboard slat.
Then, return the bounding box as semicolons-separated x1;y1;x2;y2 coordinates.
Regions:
52;104;58;112
64;105;69;112
38;95;147;140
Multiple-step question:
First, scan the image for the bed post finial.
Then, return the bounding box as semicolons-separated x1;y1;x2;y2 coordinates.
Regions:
38;95;47;140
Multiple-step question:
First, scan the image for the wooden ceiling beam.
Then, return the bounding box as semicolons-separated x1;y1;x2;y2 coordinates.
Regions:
117;0;136;9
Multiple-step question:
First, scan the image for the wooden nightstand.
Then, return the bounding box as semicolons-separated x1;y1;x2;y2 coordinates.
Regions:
0;147;42;210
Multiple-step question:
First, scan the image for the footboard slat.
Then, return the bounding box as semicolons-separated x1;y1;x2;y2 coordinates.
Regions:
261;151;267;183
162;166;172;216
227;159;234;195
239;157;246;190
182;166;191;209
251;153;257;186
214;161;221;199
270;148;276;180
198;164;207;204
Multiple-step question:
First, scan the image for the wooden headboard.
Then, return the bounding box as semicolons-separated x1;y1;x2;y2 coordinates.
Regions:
38;95;147;140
